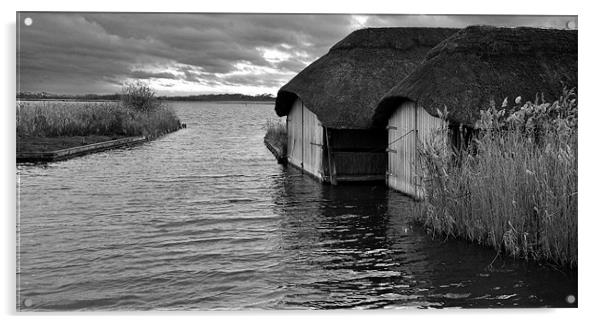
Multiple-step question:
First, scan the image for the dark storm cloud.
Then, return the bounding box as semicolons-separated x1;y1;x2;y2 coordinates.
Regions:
16;13;576;95
221;73;291;89
129;70;179;80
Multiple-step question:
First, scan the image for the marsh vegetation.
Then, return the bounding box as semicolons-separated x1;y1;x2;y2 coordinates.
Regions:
417;89;578;267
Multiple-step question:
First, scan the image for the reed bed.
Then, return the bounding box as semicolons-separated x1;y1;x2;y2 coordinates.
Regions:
264;119;287;153
417;89;577;267
17;101;181;138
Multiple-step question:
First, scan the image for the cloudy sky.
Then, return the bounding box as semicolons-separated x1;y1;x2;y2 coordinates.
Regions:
16;13;577;96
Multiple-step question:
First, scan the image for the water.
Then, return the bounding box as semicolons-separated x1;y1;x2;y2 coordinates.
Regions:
16;101;577;310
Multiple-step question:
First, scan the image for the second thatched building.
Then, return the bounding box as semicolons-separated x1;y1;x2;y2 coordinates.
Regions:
373;25;578;199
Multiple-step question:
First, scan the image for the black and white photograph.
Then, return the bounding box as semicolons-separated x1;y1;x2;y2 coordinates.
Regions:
12;4;583;314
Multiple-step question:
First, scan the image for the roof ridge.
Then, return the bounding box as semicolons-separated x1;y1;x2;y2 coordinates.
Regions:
330;27;459;52
425;25;577;60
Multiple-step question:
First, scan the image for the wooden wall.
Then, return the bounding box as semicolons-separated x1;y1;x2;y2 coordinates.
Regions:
387;101;446;199
302;102;324;179
287;99;304;168
286;98;324;180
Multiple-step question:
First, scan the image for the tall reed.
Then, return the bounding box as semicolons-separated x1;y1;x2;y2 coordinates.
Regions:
417;89;577;267
264;119;287;153
17;101;181;138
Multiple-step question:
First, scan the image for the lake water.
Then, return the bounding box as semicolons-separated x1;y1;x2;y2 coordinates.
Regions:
16;101;577;310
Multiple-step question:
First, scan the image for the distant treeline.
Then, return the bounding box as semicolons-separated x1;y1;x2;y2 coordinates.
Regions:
17;92;120;101
158;93;275;102
17;92;275;102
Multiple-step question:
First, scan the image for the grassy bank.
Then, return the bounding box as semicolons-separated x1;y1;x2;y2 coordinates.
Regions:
17;101;180;138
17;82;181;153
264;119;287;152
417;90;577;267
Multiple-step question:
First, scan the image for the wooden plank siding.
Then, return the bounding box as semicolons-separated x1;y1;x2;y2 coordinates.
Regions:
302;101;324;180
286;98;324;181
287;99;304;169
387;101;416;195
387;101;446;199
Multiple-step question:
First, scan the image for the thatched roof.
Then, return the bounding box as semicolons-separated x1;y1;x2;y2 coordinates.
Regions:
373;25;578;127
274;27;458;129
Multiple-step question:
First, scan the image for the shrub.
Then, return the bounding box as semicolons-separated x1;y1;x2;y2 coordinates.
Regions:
120;81;161;112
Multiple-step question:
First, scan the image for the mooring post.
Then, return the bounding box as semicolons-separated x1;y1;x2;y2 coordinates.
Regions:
325;128;337;185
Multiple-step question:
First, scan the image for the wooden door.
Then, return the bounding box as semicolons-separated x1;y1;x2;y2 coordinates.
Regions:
387;101;416;197
302;102;323;180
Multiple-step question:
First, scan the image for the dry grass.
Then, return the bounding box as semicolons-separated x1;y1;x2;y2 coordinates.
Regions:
17;101;181;138
417;89;577;267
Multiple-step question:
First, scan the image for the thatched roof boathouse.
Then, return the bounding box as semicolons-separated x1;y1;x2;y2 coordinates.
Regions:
373;26;578;199
274;27;457;183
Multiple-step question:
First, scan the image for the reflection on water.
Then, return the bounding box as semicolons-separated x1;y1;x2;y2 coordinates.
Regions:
17;101;576;310
272;169;576;309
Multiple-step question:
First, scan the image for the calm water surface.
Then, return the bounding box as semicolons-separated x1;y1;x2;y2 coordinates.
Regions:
17;101;577;310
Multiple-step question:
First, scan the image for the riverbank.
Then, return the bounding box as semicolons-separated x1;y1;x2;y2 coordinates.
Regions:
264;137;286;164
18;135;127;152
17;136;148;163
17;101;181;137
17;98;183;162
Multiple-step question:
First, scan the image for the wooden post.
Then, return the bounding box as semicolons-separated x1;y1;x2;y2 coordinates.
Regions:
325;128;337;185
301;102;304;172
414;103;419;199
286;114;289;164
